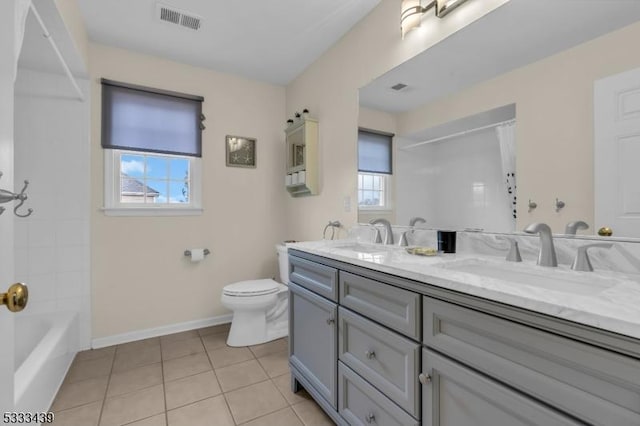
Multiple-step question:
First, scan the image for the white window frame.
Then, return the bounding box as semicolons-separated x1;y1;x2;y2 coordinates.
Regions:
358;171;392;211
103;149;202;216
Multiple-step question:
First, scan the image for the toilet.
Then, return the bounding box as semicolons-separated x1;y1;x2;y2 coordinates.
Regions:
221;244;289;347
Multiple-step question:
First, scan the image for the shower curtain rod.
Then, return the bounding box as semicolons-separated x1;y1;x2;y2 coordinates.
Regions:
400;118;516;151
29;3;84;101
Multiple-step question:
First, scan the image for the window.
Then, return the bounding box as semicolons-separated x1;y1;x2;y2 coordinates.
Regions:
358;129;393;210
358;172;388;208
101;79;204;215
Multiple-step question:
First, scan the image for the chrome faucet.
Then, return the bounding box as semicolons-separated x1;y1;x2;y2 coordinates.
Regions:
565;220;589;235
505;238;522;262
409;217;426;228
369;224;383;244
524;223;557;267
398;231;409;247
571;243;613;272
369;218;394;245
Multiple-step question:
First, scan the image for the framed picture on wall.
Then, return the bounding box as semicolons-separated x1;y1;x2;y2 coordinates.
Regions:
225;135;256;168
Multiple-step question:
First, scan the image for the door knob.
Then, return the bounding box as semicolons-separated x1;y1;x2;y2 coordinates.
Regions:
1;283;29;312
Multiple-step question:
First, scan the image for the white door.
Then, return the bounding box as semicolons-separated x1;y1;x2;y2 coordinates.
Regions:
594;67;640;238
0;0;17;413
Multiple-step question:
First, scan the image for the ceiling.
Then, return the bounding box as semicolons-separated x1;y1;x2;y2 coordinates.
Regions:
359;0;640;113
77;0;381;86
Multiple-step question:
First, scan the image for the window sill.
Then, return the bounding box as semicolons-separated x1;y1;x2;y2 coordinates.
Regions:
101;207;203;217
358;207;393;212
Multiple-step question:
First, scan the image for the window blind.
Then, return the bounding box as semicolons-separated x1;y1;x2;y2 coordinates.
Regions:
101;79;204;157
358;129;393;174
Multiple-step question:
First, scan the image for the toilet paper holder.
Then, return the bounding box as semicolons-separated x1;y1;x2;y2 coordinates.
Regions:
184;249;210;257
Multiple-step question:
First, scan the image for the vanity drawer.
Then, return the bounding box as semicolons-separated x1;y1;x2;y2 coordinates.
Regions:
339;271;421;340
339;362;419;426
423;296;640;426
339;307;420;417
289;255;338;301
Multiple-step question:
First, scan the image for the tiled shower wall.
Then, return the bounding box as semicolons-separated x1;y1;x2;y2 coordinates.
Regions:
13;69;91;349
395;127;513;232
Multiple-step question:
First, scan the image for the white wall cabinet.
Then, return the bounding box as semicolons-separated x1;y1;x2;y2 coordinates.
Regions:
285;118;318;197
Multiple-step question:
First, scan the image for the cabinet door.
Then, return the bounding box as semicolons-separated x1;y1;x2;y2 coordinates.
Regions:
289;283;338;408
421;349;584;426
286;124;305;173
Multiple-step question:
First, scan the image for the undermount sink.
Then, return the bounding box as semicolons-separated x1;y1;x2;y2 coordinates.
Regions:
436;258;615;295
334;243;395;254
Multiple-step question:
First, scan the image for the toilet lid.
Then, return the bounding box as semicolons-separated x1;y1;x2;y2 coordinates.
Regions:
223;279;280;297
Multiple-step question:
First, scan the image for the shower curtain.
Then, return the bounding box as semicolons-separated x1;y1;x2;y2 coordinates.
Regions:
496;122;516;228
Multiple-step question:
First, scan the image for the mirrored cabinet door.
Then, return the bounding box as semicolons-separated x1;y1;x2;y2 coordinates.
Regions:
287;124;305;173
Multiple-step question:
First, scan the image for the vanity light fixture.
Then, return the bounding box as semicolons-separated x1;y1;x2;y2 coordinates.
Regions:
401;0;433;39
401;0;471;39
436;0;471;17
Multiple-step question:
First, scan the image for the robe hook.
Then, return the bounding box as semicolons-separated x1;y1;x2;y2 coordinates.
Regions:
0;172;34;218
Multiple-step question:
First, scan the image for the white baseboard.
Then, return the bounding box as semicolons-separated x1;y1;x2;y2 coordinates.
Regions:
91;314;233;349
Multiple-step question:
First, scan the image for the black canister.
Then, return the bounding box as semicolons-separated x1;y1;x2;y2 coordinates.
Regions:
437;230;457;253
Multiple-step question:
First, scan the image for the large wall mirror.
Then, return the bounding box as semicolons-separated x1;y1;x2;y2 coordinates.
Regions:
357;0;640;239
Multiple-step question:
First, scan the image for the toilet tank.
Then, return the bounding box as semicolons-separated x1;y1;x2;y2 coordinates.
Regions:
276;244;290;284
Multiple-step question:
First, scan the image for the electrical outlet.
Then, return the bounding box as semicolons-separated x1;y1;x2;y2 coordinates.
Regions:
343;196;351;212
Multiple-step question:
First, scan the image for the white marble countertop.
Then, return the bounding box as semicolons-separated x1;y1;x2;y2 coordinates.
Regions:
288;240;640;340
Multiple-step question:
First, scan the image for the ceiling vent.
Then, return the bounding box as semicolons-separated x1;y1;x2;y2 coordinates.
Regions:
391;83;408;91
156;3;202;31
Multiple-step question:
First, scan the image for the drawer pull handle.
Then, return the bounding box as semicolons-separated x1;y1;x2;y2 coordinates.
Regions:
365;350;376;360
365;413;376;423
419;373;431;384
326;316;335;325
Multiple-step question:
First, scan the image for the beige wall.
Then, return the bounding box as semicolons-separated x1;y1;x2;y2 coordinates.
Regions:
90;44;286;339
54;0;89;71
81;0;508;340
396;21;640;234
358;107;396;134
284;0;508;242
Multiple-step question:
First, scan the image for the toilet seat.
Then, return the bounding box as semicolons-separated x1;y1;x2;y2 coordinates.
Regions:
223;279;280;297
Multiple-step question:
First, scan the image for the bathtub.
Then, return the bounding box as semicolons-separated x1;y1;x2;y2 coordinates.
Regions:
14;312;78;412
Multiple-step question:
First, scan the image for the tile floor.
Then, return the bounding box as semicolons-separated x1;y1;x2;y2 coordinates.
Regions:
50;324;335;426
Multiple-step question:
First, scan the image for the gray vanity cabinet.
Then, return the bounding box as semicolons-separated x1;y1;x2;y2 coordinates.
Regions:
289;282;338;409
288;250;640;426
421;349;583;426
